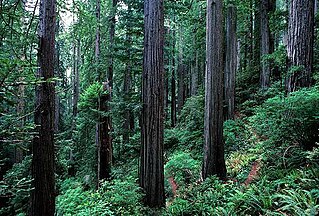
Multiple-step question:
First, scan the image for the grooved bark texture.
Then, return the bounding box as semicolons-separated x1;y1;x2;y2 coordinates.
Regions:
30;0;56;213
287;0;315;92
170;25;177;127
260;0;272;89
140;0;165;207
224;4;237;120
123;3;134;145
202;0;226;180
98;83;112;181
108;0;117;88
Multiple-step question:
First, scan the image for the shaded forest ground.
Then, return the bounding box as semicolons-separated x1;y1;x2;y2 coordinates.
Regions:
1;86;319;215
54;86;319;215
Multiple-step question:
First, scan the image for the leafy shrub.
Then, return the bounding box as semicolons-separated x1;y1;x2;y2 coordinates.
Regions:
0;156;32;216
165;151;200;186
178;93;204;131
56;177;143;216
224;119;250;153
251;87;319;150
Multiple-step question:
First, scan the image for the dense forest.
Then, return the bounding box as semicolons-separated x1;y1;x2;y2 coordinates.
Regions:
1;0;319;215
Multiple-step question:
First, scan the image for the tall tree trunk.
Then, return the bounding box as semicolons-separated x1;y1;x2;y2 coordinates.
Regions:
123;3;134;145
95;0;101;79
177;64;185;114
30;0;56;213
260;0;274;89
202;0;226;180
171;23;177;127
108;0;117;88
286;0;315;92
191;50;198;96
54;19;60;133
72;40;80;123
253;0;261;78
97;0;116;182
224;4;237;120
139;0;165;207
15;77;25;163
177;26;185;114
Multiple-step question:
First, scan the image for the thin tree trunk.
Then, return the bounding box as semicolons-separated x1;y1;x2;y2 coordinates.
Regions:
224;4;237;120
15;77;25;163
260;0;274;89
202;0;226;180
30;0;56;213
72;40;80;122
171;23;177;127
177;25;185;114
54;19;60;133
286;0;315;92
123;3;134;145
191;50;198;96
95;0;100;79
139;0;165;207
108;0;117;88
253;0;260;76
177;64;185;114
97;0;115;182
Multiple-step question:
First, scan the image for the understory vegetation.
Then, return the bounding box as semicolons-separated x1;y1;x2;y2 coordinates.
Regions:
1;0;319;215
2;86;318;215
58;86;319;215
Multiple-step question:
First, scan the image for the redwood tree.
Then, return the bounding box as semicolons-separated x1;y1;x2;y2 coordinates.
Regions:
224;4;237;120
139;0;165;207
286;0;315;92
30;0;56;213
202;0;226;180
260;0;274;89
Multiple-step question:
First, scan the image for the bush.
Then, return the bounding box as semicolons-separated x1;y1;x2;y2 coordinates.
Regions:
0;156;32;216
56;177;143;216
251;87;319;150
164;151;200;186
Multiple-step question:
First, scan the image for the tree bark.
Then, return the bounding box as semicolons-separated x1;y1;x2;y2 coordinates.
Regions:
72;39;80;122
260;0;275;89
108;0;117;88
139;0;165;207
95;0;101;79
177;63;185;114
191;34;198;96
123;3;134;145
171;24;177;127
30;0;56;213
96;0;115;182
224;4;237;120
286;0;315;92
202;0;226;180
54;19;60;133
177;25;185;114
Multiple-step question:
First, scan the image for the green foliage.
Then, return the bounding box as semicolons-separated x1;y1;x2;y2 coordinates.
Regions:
224;119;250;152
56;177;144;216
178;93;204;131
251;87;319;149
165;151;200;186
0;156;32;216
78;82;107;119
164;94;204;156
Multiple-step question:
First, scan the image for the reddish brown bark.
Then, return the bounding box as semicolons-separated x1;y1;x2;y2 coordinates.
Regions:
286;0;315;92
139;0;165;207
30;0;56;213
202;0;226;180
